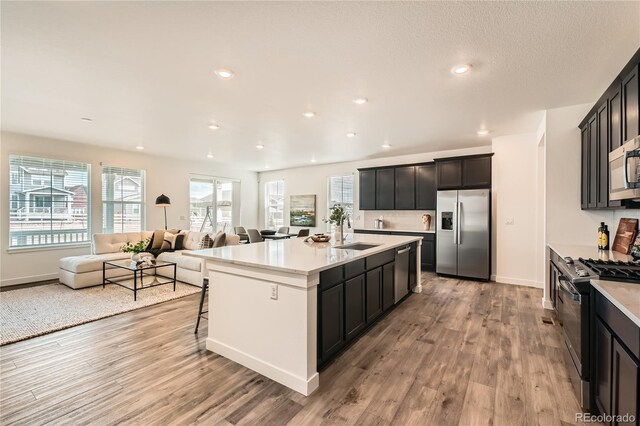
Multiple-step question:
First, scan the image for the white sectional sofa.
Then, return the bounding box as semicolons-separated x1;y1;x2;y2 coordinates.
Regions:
59;231;239;289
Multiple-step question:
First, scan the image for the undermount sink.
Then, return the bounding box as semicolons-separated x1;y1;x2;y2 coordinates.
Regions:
335;243;381;251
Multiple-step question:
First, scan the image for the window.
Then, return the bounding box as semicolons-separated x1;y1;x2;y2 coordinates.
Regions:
102;166;145;233
189;176;239;233
9;155;90;248
327;175;354;229
264;180;284;228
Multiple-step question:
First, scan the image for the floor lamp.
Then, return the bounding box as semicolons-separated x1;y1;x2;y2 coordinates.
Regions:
155;194;171;230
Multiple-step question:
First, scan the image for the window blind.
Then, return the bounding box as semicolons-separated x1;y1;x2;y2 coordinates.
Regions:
101;166;145;233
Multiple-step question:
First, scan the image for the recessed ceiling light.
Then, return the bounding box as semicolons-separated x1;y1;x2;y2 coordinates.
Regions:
264;164;270;169
256;143;264;150
346;132;357;138
136;145;144;151
353;97;368;105
302;111;316;118
451;64;472;75
382;143;391;149
214;68;234;79
81;117;92;122
477;129;490;136
311;158;317;163
208;123;220;130
207;153;214;159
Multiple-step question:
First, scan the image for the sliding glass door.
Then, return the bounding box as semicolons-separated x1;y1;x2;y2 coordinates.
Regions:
189;176;239;233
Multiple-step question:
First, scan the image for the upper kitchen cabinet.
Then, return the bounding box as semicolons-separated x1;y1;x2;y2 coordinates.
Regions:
622;63;639;141
579;48;640;211
394;166;416;210
415;163;436;210
359;169;376;210
358;162;436;211
375;168;395;210
435;154;493;190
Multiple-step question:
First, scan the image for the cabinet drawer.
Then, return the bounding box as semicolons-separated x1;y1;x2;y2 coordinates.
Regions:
596;291;640;359
366;249;395;270
319;266;344;291
345;259;366;280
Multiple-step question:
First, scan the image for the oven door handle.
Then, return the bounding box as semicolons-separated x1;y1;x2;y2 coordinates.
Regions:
558;277;581;302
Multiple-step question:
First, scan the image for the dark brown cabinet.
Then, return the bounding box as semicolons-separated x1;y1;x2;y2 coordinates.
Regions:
593;290;640;424
395;166;416;210
589;114;598;209
416;163;437;210
358;162;436;211
435;154;492;190
344;275;365;341
422;233;436;271
319;282;344;362
579;49;639;211
382;262;394;311
623;64;639;142
376;168;395;210
365;268;383;323
436;159;462;189
359;169;376;210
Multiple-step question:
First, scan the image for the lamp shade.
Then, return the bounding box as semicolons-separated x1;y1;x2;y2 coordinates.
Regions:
155;194;171;206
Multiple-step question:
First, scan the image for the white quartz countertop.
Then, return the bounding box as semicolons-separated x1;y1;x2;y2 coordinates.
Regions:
354;227;435;234
185;234;423;276
548;242;635;262
591;280;640;327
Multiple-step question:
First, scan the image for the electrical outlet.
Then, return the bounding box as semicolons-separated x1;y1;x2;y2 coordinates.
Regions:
180;215;186;221
505;217;515;225
270;283;278;300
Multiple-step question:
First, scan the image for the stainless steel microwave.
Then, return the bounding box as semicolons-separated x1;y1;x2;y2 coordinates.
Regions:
610;135;640;201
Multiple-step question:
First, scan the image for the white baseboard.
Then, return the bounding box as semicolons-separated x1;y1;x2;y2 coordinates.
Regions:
541;297;553;309
206;337;319;396
0;273;58;287
491;274;543;289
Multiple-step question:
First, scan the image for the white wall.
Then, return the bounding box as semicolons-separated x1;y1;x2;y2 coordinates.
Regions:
491;132;543;288
257;146;492;235
0;131;259;286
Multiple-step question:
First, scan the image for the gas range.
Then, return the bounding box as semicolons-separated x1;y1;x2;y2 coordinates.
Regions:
555;256;640;292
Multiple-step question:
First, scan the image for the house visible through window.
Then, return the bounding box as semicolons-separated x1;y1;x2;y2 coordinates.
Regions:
327;175;354;230
265;180;285;228
102;166;145;233
189;176;239;233
9;155;91;248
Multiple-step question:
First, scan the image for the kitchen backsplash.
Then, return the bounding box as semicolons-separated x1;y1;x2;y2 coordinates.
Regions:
361;210;436;231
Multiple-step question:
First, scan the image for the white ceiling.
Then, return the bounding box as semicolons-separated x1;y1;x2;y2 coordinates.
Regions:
2;2;639;171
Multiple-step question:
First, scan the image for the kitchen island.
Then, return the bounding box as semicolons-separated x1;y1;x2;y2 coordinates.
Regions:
186;234;422;396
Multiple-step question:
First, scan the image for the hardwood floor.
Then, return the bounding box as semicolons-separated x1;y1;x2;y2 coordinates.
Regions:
0;275;586;425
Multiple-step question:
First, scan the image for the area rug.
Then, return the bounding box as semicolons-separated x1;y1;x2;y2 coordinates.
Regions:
0;282;200;345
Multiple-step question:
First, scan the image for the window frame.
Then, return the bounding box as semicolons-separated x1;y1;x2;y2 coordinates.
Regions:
327;174;354;231
8;154;91;250
189;175;239;234
101;165;146;234
264;179;285;229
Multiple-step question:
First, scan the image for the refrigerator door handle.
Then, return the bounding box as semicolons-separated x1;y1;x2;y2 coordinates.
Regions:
456;201;462;245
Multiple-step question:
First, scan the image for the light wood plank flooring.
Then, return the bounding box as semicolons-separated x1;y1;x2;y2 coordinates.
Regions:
1;275;586;425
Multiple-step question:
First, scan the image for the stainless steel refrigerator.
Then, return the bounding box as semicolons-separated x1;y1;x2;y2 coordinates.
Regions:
436;189;490;280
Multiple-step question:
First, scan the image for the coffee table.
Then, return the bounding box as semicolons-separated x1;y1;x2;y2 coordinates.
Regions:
103;259;177;301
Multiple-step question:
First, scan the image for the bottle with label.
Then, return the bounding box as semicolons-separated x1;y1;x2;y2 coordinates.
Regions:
598;222;604;250
601;224;610;251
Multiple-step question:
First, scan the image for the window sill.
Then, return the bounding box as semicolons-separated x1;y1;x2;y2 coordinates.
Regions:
7;242;91;254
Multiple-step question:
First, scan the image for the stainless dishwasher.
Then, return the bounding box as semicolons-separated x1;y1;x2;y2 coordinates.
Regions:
394;245;411;303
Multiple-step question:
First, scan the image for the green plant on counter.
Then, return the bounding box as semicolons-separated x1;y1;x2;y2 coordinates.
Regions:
121;238;150;254
324;204;347;226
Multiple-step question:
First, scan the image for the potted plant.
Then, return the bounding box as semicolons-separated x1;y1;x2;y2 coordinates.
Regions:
121;238;150;262
324;204;348;243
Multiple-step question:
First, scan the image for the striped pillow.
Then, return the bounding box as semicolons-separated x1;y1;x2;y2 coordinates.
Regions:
198;234;214;249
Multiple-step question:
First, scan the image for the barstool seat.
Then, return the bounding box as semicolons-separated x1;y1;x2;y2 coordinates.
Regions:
194;277;209;333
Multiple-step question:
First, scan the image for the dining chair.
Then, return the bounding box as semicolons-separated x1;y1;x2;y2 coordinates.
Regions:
277;226;290;234
234;226;249;243
247;229;264;243
297;229;310;237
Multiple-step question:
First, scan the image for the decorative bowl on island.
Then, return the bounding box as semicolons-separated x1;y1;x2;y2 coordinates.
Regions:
310;234;331;243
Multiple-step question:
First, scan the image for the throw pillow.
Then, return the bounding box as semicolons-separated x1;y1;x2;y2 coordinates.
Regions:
212;232;226;248
163;232;177;249
151;230;165;249
198;234;214;249
174;234;185;250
